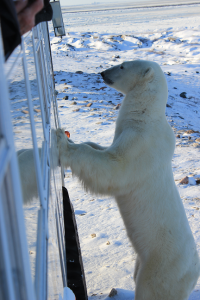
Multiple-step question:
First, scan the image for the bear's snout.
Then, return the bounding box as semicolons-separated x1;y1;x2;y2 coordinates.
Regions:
100;71;113;85
100;71;105;79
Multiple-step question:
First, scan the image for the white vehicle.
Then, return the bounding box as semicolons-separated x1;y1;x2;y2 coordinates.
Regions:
0;2;87;299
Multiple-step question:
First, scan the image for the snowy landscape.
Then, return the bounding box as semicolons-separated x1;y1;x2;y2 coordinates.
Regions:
7;0;200;299
47;1;200;299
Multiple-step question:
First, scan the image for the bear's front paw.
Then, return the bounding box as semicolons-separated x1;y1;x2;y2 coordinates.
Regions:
56;128;70;166
56;128;69;152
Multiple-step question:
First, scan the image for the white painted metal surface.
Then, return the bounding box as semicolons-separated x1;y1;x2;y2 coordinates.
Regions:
0;26;36;300
0;20;67;300
50;1;66;37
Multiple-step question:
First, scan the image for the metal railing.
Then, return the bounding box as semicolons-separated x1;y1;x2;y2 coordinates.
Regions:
0;21;67;300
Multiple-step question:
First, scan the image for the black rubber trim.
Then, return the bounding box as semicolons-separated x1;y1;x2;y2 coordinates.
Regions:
63;187;88;300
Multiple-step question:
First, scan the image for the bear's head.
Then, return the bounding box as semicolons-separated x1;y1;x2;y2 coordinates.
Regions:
101;60;167;99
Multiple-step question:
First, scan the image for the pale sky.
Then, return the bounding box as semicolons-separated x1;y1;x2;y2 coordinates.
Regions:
59;0;151;7
59;0;121;6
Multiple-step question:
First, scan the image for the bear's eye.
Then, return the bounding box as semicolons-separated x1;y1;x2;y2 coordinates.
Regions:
120;65;124;69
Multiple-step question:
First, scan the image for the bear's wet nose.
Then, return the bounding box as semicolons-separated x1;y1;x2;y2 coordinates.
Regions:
100;71;105;79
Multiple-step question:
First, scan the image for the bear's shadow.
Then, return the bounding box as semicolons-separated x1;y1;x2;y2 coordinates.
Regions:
89;288;135;300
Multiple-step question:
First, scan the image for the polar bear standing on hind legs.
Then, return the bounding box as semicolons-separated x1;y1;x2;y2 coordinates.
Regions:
56;60;200;300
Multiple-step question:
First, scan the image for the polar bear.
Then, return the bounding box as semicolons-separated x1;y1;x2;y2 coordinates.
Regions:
17;129;59;204
56;60;200;300
17;148;40;204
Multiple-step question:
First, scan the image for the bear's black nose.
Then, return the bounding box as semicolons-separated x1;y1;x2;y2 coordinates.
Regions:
100;71;105;79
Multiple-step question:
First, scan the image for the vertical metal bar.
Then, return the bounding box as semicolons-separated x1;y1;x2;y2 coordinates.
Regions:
0;195;16;300
21;36;46;209
37;24;50;124
0;143;12;188
32;30;47;142
35;208;45;300
56;206;67;287
0;27;36;300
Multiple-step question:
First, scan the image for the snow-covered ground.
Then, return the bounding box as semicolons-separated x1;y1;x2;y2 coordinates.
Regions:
49;2;200;299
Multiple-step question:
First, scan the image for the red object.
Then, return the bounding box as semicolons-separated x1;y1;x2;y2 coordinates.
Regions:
65;131;70;138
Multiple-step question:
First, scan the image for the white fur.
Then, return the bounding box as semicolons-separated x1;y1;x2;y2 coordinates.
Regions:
17;129;59;204
56;60;200;300
17;148;40;204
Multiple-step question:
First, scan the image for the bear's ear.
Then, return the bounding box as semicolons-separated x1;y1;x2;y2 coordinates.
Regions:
143;66;154;81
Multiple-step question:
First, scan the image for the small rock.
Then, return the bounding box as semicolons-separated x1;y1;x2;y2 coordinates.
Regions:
173;87;177;89
108;288;117;297
72;97;78;100
63;96;69;100
192;207;199;210
71;101;77;105
176;134;180;138
73;108;80;112
76;71;83;74
91;233;96;238
55;90;58;95
166;72;171;76
22;110;29;114
114;104;121;110
166;104;172;108
180;176;189;185
186;129;199;134
196;71;199;74
180;92;187;98
192;143;200;148
180;176;196;185
83;96;87;98
195;138;200;142
86;103;93;107
106;241;110;245
34;108;41;113
61;79;66;81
